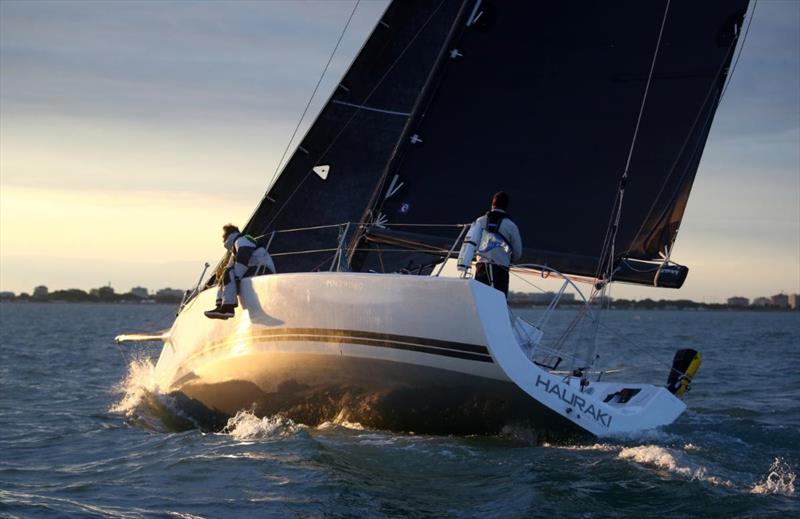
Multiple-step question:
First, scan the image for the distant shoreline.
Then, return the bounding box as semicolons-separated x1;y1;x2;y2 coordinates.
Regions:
1;299;797;312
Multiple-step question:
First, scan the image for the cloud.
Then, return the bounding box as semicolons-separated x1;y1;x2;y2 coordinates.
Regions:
0;1;389;124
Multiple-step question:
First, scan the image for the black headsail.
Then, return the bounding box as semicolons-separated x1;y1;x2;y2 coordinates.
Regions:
241;0;465;273
358;0;749;288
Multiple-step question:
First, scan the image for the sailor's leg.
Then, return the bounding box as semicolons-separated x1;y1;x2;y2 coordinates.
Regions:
215;280;224;307
492;265;510;298
222;264;248;306
205;267;239;319
474;262;492;288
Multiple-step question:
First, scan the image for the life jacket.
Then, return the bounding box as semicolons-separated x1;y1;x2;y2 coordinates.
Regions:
479;210;512;255
239;234;258;248
227;233;259;266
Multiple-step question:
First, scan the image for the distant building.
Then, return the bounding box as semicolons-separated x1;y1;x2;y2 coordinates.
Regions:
0;291;15;299
508;291;575;305
789;294;799;310
771;293;789;309
593;295;613;306
752;297;771;307
156;288;184;298
727;296;749;307
89;285;116;301
130;286;149;298
32;285;49;299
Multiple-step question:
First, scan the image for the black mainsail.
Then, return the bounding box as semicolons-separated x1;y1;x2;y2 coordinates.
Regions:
245;0;749;288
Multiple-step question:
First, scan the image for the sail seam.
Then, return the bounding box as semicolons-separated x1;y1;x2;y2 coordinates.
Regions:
331;100;411;116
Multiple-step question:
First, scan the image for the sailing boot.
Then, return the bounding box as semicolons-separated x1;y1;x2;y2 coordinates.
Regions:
203;299;223;314
204;304;236;320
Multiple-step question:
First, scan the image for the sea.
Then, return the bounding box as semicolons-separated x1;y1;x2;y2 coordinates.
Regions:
0;302;797;518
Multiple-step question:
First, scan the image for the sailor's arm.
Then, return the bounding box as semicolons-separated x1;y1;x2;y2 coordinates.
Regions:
508;221;523;263
465;216;487;244
456;216;486;273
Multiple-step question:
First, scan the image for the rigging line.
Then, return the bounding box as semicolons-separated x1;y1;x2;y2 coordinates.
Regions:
268;0;361;192
508;268;589;356
508;268;547;295
252;221;465;240
622;21;743;255
621;0;671;182
593;0;672;285
260;0;451;235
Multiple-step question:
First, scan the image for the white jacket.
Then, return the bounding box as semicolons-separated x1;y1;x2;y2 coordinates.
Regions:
467;210;523;268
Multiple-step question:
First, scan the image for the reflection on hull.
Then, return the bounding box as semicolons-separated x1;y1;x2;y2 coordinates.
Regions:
174;352;584;437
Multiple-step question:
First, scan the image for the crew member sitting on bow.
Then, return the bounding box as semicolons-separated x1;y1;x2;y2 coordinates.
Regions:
205;224;275;319
467;191;523;298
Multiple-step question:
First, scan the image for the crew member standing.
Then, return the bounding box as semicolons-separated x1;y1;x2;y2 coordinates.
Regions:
467;191;523;298
205;224;274;319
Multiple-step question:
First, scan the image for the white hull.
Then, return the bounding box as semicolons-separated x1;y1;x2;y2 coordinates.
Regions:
154;273;685;437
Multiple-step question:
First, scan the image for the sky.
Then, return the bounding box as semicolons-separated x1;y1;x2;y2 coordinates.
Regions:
0;0;798;303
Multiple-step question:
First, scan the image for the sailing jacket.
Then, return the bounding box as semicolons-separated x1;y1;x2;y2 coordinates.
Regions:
224;233;275;273
469;209;523;268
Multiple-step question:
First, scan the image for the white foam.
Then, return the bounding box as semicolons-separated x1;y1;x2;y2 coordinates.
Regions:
222;410;300;440
316;410;365;431
618;445;735;488
750;458;796;497
542;442;619;452
109;357;161;415
317;420;365;431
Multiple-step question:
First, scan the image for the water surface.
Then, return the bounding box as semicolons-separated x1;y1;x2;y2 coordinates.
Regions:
0;303;797;517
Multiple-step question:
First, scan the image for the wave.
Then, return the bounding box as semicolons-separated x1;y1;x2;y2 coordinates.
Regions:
541;442;619;452
221;410;301;440
618;445;736;488
316;409;366;431
750;458;796;497
109;357;161;416
109;357;197;432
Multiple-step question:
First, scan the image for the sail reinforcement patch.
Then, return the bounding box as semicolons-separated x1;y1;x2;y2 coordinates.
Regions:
313;165;330;180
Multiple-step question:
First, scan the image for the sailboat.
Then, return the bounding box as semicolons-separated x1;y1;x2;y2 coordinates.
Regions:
119;0;750;437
